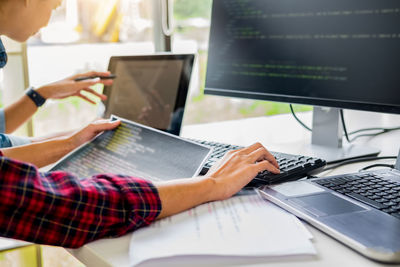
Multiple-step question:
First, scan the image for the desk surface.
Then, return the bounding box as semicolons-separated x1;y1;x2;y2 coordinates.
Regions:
68;110;400;267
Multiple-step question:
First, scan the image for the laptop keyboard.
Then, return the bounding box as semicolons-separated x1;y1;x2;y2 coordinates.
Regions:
190;139;326;185
314;173;400;220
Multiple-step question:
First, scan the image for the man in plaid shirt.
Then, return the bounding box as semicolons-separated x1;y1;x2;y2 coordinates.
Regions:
0;0;280;248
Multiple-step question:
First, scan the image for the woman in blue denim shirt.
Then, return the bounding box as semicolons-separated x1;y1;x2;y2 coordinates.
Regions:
0;0;125;167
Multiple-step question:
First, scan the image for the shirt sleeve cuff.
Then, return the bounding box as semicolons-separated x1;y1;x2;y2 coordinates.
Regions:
0;109;5;133
123;179;162;227
7;135;31;147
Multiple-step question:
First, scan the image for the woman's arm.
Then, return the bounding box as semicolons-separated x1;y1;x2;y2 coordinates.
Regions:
155;143;280;219
29;130;75;143
2;120;121;168
3;93;38;134
0;141;278;248
3;71;112;133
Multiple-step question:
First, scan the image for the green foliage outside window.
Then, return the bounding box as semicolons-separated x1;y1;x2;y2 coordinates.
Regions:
174;0;213;20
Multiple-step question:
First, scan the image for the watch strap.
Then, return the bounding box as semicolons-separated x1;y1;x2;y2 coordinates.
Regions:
26;87;46;107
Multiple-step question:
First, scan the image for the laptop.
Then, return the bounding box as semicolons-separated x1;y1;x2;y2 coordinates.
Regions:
257;151;400;263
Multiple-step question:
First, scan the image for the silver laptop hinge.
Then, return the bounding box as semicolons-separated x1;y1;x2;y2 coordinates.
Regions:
395;148;400;171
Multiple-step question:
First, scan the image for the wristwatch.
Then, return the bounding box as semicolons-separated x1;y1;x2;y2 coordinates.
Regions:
25;87;46;107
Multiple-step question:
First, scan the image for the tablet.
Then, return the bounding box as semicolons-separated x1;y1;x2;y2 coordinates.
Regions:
103;54;195;135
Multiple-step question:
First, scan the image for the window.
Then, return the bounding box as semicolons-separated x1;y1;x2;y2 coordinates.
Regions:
28;0;155;136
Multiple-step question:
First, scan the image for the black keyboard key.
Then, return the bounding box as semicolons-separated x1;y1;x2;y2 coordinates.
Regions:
285;165;304;173
390;206;400;212
337;189;349;194
383;195;396;200
383;201;396;207
363;182;375;186
346;193;387;210
376;192;388;197
316;179;332;185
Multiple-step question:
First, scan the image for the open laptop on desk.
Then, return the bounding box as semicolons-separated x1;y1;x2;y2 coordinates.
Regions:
101;54;326;185
257;149;400;263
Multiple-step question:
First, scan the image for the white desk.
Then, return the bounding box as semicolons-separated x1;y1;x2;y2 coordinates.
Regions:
68;110;400;267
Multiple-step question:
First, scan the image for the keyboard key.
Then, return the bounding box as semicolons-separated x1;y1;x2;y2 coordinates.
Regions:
346;193;387;210
383;201;396;207
383;195;396;200
376;192;388;197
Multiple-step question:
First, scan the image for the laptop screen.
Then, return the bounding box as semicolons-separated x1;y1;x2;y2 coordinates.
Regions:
103;54;195;135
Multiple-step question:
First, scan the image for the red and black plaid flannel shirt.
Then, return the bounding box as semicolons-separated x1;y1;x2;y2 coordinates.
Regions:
0;152;162;248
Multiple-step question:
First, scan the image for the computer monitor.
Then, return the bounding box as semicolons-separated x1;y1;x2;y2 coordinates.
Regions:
205;0;400;162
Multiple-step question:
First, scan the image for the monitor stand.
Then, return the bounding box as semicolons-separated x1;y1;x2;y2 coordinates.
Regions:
302;107;380;164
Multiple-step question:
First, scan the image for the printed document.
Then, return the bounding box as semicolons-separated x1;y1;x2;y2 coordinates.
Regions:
129;192;315;266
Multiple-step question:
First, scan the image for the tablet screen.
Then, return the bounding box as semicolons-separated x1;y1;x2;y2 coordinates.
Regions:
104;55;194;135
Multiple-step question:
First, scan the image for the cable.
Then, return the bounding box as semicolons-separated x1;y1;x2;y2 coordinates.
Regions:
359;164;395;171
289;104;312;132
289;104;400;142
349;126;400;136
350;127;400;142
350;132;386;142
340;109;351;143
321;156;397;172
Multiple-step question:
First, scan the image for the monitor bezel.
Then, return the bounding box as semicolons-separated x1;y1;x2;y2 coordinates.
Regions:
205;87;400;115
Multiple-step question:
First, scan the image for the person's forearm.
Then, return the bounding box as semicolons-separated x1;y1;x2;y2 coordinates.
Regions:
155;177;216;219
4;94;37;133
2;137;74;168
30;130;75;143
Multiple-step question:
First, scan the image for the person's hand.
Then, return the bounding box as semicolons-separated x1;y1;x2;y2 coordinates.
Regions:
36;71;114;104
205;143;280;201
68;119;121;149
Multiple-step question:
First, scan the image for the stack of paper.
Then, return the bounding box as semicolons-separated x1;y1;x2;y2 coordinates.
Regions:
129;191;316;266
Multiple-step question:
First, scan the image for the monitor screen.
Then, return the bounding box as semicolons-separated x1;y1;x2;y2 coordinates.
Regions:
205;0;400;114
103;54;194;135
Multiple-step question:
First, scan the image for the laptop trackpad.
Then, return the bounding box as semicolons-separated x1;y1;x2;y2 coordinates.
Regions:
289;193;366;217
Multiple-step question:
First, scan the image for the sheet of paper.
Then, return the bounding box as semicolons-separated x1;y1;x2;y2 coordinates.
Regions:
129;192;315;266
0;238;29;251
